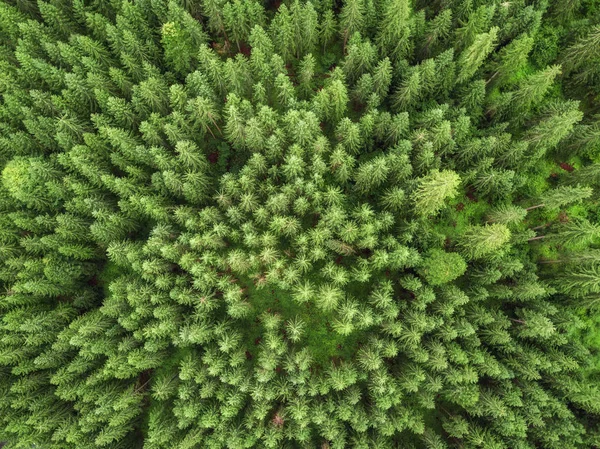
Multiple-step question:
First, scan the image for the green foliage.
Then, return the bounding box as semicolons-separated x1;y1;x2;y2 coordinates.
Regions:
412;170;461;217
486;204;527;225
0;1;599;448
457;223;511;259
418;249;467;286
537;185;594;210
2;157;64;209
557;263;600;297
457;27;498;84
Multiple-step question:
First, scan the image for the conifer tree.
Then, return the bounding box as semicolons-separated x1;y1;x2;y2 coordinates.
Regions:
531;219;600;248
457;27;499;84
526;185;593;211
524;100;583;159
557;264;600;298
411;170;461;217
567;163;600;186
486;204;527;225
454;4;496;51
457;224;511;259
418;249;467;285
420;9;452;57
319;9;338;54
223;0;265;52
339;0;365;50
487;33;534;86
2;157;64;210
566;120;600;157
376;0;412;62
494;65;562;122
201;0;228;40
561;25;600;81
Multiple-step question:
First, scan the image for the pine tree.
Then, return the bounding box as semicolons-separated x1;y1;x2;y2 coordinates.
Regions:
531;219;600;248
524;101;583;159
376;0;412;62
201;0;228;41
392;66;421;111
566;163;600;186
526;185;593;211
454;4;496;51
2;157;64;210
298;54;316;100
418;249;467;285
566;120;600;157
339;0;365;50
420;9;452;57
319;9;338;54
411;170;461;217
486;204;527;225
457;224;511;259
291;0;318;59
316;77;349;124
160;3;207;75
270;3;295;63
493;65;561;122
557;264;600;298
487;33;534;86
457;27;499;84
343;34;377;83
223;0;265;52
561;25;600;81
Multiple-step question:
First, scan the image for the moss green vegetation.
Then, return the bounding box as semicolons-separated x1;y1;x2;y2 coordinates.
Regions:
0;0;600;448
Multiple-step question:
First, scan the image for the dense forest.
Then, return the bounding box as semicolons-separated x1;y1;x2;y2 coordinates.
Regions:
0;0;600;447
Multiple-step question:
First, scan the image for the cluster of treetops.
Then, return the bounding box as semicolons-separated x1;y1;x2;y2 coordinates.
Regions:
0;0;600;447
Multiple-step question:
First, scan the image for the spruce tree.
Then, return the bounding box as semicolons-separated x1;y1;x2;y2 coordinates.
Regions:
411;170;461;217
487;33;534;86
456;224;511;259
456;26;498;84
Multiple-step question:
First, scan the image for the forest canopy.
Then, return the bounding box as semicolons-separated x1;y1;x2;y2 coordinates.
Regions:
0;0;600;448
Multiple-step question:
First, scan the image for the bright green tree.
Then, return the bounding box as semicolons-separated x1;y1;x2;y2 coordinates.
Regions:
457;27;499;83
412;170;461;217
457;224;512;259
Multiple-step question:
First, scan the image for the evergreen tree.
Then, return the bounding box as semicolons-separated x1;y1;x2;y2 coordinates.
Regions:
524;100;583;159
270;3;295;63
339;0;365;50
222;0;265;52
566;120;600;157
487;33;534;86
376;0;413;62
420;9;452;57
2;157;64;210
486;204;527;225
561;25;600;82
418;249;467;285
454;4;496;51
557;264;600;298
201;0;228;41
457;224;511;259
411;170;461;217
567;163;600;186
457;27;499;84
494;65;562;122
526;185;593;211
531;219;600;248
319;9;338;54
